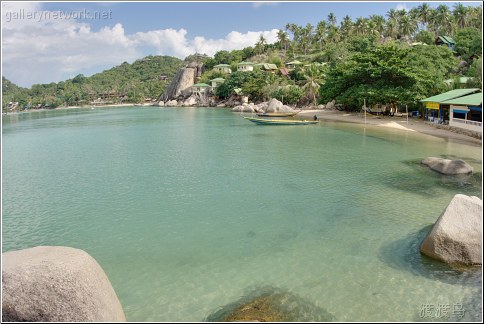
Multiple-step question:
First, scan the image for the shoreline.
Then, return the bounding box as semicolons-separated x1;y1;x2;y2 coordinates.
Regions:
298;109;482;147
4;105;482;147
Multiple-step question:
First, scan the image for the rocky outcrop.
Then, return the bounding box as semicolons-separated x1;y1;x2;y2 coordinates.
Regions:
232;103;262;113
420;194;482;265
232;99;297;113
165;100;178;107
325;100;336;110
2;246;126;322
162;67;196;101
421;157;473;175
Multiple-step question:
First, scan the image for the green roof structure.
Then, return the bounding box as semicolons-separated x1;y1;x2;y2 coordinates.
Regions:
237;61;254;65
214;64;231;67
254;63;278;70
420;88;481;103
286;60;302;65
437;36;455;45
210;78;225;82
192;83;210;87
441;93;482;106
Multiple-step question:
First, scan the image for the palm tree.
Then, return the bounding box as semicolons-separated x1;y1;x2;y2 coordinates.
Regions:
398;15;417;39
277;30;289;51
314;20;327;49
384;19;398;39
339;15;353;39
453;3;468;29
387;9;398;23
326;25;340;44
354;17;368;36
435;4;455;35
255;34;267;55
300;65;324;105
369;15;386;37
366;20;381;38
299;23;313;55
416;3;432;28
468;6;482;29
327;12;337;27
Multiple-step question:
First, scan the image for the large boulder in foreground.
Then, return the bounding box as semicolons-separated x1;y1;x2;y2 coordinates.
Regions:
2;246;126;322
420;195;482;265
421;157;473;175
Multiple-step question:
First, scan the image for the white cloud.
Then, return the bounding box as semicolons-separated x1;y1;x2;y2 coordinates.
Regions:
2;2;280;87
252;2;279;9
132;28;279;58
395;3;408;11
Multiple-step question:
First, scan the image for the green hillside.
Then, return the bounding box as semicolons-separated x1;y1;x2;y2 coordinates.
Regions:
2;55;184;109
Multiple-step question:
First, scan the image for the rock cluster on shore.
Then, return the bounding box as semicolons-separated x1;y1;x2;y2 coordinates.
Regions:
2;246;126;322
420;194;482;265
231;98;297;113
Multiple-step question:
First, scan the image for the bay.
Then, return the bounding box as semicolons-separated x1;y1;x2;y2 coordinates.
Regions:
2;107;482;321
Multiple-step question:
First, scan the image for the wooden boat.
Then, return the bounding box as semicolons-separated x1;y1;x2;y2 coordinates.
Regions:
256;112;298;117
244;117;319;125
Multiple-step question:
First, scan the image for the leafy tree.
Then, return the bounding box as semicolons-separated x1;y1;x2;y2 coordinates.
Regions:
454;27;482;61
466;56;482;89
414;30;435;44
320;43;450;110
271;85;304;105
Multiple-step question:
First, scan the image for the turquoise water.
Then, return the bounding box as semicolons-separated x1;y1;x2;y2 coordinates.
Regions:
2;107;482;322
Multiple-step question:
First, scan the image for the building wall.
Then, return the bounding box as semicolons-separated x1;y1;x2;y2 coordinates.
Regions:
237;65;253;72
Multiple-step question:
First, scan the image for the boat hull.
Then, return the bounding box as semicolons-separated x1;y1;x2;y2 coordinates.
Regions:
256;112;298;117
244;117;319;125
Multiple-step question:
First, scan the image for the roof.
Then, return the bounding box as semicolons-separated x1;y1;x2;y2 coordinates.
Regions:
192;83;210;87
420;88;481;103
279;68;290;76
437;36;455;45
237;61;253;65
255;63;278;70
441;93;482;106
459;77;473;84
214;64;231;67
210;78;225;82
286;60;302;65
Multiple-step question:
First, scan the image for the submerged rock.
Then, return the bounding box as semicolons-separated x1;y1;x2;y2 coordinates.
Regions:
206;287;335;322
421;157;473;175
2;246;126;322
420;194;482;265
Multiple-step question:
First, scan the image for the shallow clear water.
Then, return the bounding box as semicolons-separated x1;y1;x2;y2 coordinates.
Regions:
2;107;482;322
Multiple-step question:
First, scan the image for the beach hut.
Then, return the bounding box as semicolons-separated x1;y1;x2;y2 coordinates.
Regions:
191;83;211;95
237;62;254;72
420;88;481;124
210;78;225;89
285;60;302;69
435;36;456;50
254;63;279;73
213;64;231;74
441;93;482;133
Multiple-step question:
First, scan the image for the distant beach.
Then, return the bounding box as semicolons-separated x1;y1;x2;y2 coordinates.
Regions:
298;109;482;147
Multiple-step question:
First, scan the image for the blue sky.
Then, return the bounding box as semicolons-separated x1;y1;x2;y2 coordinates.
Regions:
41;1;480;38
2;1;482;87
